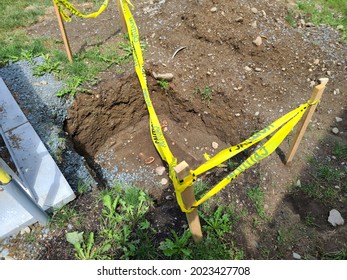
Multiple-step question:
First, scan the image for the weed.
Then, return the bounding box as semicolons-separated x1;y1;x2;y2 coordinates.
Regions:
227;159;238;170
66;231;111;260
23;232;37;243
285;9;297;27
159;229;192;259
50;206;81;229
56;76;89;97
332;142;347;160
194;86;212;102
194;180;209;200
77;180;91;195
201;206;232;237
322;249;347;260
304;212;316;226
247;186;266;218
33;55;61;76
157;79;169;90
296;154;344;203
0;35;46;66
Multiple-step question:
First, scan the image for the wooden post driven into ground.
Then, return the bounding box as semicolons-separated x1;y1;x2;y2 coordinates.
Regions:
116;0;127;33
53;1;73;63
174;161;203;242
286;78;329;164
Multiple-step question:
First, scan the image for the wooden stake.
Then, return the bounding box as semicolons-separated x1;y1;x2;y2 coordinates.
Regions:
53;1;73;63
174;161;203;242
286;78;329;164
116;0;127;33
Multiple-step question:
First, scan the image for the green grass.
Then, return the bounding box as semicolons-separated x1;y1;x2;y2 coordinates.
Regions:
294;0;347;39
296;156;344;203
293;141;346;204
332;142;347;160
50;206;81;229
0;0;51;32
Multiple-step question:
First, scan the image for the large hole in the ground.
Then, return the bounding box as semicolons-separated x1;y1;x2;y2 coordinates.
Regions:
65;72;258;200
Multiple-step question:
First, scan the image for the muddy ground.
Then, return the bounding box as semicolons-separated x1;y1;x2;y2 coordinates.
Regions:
1;0;347;259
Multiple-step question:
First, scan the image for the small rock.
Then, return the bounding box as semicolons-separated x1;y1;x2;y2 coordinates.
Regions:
253;36;263;46
255;111;260;116
0;249;9;257
251;21;257;28
244;66;252;72
161;178;168;185
251;7;258;14
155;166;166;176
255;68;262;72
296;179;301;187
20;227;31;235
40;80;48;85
235;17;243;23
328;209;344;226
332;127;339;134
335;117;343;122
313;59;320;65
299;19;305;27
152;72;174;81
165;195;173;201
212;142;219;149
305;22;315;27
337;25;344;30
327;71;332;76
293;252;302;260
210;7;217;13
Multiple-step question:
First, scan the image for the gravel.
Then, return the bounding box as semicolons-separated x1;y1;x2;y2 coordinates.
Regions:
0;57;96;191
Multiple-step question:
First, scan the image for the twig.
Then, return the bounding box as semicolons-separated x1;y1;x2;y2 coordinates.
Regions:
171;46;187;60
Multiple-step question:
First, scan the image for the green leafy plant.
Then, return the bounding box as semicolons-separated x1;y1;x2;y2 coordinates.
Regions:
247;186;266;218
159;229;192;259
157;79;169;90
194;86;212;102
33;55;61;76
66;231;111;260
98;186;155;259
304;212;316;227
77;180;91;195
201;206;232;237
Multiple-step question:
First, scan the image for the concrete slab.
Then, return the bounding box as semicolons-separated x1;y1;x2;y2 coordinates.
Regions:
0;77;75;239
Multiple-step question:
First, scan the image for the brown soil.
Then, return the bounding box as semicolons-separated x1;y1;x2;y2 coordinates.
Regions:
2;0;346;259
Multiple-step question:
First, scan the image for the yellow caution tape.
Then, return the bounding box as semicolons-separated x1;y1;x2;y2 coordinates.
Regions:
118;1;319;213
119;0;189;210
0;168;11;185
190;103;311;208
54;0;109;22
